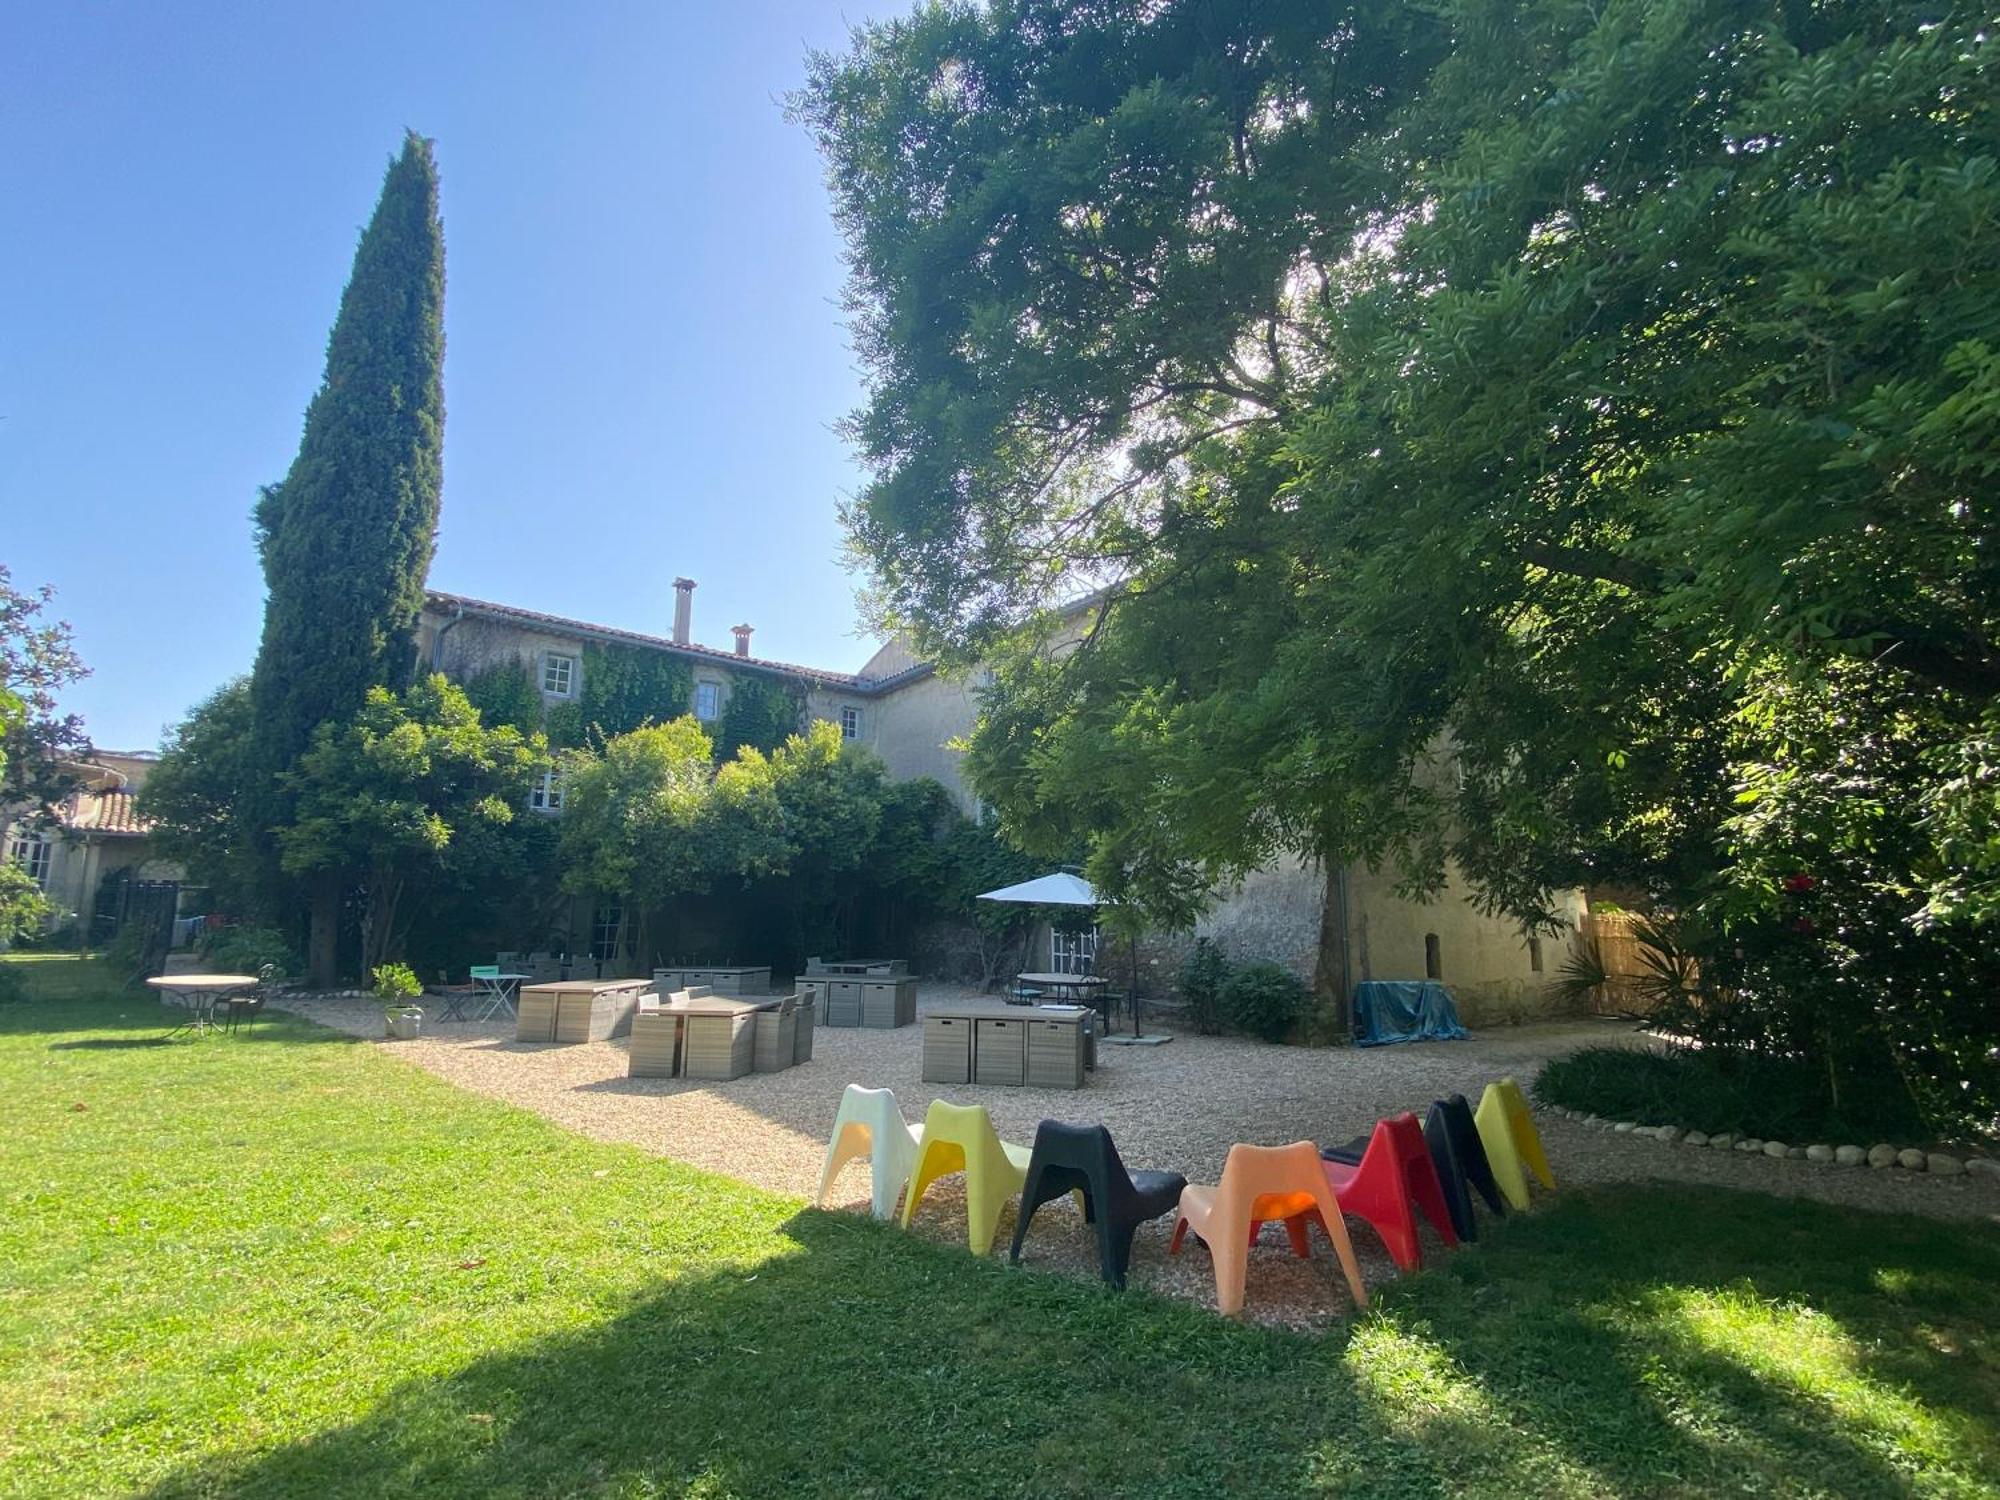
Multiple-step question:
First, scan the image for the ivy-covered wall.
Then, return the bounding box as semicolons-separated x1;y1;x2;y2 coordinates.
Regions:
715;674;808;760
543;643;696;748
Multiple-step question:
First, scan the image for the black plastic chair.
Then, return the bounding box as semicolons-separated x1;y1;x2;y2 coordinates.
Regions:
1009;1121;1186;1289
1432;1092;1507;1220
1320;1094;1503;1242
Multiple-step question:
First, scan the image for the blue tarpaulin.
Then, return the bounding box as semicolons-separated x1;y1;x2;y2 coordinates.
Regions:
1352;980;1469;1046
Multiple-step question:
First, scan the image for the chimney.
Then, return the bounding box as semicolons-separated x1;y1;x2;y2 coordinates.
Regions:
731;624;754;658
672;577;696;646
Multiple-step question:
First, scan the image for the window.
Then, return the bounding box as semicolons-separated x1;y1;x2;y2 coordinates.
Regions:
8;832;51;888
694;681;720;721
1424;933;1443;980
530;770;564;813
839;705;861;740
1051;926;1097;975
541;653;576;698
1528;935;1544;973
590;902;623;964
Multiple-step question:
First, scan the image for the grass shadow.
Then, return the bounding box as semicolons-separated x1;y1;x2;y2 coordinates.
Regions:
131;1187;2000;1500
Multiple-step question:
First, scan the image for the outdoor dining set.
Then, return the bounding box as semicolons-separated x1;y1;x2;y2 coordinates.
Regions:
815;1076;1555;1316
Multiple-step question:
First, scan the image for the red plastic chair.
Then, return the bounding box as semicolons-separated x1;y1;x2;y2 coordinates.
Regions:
1317;1113;1461;1271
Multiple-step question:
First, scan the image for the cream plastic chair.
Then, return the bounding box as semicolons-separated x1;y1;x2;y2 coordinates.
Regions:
817;1085;924;1220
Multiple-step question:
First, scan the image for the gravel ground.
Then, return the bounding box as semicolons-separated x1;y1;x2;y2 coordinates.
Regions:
281;985;1999;1328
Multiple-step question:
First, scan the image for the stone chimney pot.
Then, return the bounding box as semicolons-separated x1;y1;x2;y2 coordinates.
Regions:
673;578;696;646
731;624;754;658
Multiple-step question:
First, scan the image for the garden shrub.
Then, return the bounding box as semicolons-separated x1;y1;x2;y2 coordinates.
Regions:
102;923;150;985
200;925;298;979
1219;961;1307;1043
1534;1044;1930;1145
0;964;27;1005
371;962;423;1003
1177;938;1230;1036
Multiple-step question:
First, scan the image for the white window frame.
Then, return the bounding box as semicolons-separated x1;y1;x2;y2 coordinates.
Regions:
8;831;52;888
529;770;564;814
694;680;721;722
839;705;861;740
1051;926;1097;976
541;652;577;699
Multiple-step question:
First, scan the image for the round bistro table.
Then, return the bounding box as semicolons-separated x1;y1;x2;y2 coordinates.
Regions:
146;974;260;1038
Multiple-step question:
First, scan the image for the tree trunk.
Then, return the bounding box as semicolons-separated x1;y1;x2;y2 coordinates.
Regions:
307;876;340;988
1312;864;1354;1040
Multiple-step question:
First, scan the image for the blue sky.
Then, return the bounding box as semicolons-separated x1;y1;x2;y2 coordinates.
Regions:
2;1;900;751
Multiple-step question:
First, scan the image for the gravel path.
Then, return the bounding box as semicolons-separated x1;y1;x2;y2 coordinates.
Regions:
282;986;1998;1328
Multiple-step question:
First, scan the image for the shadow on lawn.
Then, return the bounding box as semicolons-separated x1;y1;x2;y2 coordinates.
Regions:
2;999;361;1047
136;1188;1998;1500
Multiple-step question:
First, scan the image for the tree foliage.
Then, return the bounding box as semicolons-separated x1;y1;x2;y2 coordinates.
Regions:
807;0;2000;1121
714;673;807;762
142;679;263;916
0;566;90;820
275;675;544;973
245;133;446;962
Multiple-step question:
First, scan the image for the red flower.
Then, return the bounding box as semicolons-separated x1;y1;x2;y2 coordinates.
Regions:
1782;872;1817;894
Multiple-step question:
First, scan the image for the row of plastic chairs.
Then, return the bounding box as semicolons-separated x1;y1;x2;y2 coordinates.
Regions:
814;1077;1553;1316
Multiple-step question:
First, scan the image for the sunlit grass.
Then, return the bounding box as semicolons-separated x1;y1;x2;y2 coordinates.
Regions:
2;984;1996;1499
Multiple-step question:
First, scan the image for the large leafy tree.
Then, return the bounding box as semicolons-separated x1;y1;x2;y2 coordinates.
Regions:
141;680;262;917
1;568;91;941
275;675;543;974
248;132;446;978
806;1;2000;1118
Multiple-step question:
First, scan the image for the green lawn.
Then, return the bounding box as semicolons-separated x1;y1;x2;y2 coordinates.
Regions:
2;973;1996;1498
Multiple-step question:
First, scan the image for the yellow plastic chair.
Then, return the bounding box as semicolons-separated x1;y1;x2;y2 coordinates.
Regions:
900;1100;1032;1255
1475;1077;1555;1210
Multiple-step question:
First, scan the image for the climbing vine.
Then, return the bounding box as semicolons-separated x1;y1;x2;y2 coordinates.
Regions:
544;643;695;748
715;673;808;761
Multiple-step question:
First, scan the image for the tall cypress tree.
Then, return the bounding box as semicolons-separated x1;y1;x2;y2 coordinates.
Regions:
249;132;445;979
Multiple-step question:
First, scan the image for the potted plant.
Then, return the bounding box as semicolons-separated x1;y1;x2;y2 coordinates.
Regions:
374;962;425;1039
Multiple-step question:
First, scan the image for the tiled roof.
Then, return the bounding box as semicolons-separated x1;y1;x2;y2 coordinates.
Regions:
424;590;879;691
64;789;151;836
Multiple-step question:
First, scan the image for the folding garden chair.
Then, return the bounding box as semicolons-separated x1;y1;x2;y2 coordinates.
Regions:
901;1100;1032;1255
220;963;276;1036
1316;1112;1459;1271
1170;1141;1367;1316
817;1085;924;1220
1008;1121;1186;1289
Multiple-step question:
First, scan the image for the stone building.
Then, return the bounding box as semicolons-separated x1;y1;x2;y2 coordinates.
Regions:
1;750;188;946
413;581;1583;1022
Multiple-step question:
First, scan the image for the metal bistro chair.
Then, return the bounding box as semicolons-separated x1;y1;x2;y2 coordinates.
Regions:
220;964;276;1036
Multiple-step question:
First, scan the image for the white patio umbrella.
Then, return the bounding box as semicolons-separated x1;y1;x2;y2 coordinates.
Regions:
974;871;1098;907
975;870;1160;1039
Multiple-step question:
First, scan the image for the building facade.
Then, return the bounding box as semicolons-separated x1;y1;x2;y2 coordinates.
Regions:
412;582;1584;1022
1;751;187;946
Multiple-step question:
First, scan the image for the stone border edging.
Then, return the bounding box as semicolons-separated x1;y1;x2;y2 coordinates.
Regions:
1543;1106;1999;1182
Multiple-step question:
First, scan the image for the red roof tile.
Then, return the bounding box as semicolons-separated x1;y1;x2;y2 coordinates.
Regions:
63;789;151;836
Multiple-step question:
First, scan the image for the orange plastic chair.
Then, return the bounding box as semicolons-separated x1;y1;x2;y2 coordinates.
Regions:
900;1100;1033;1255
1475;1077;1555;1210
1169;1141;1368;1316
1317;1113;1460;1271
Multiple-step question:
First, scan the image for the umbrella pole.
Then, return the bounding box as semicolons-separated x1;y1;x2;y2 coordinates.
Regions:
1129;930;1141;1039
